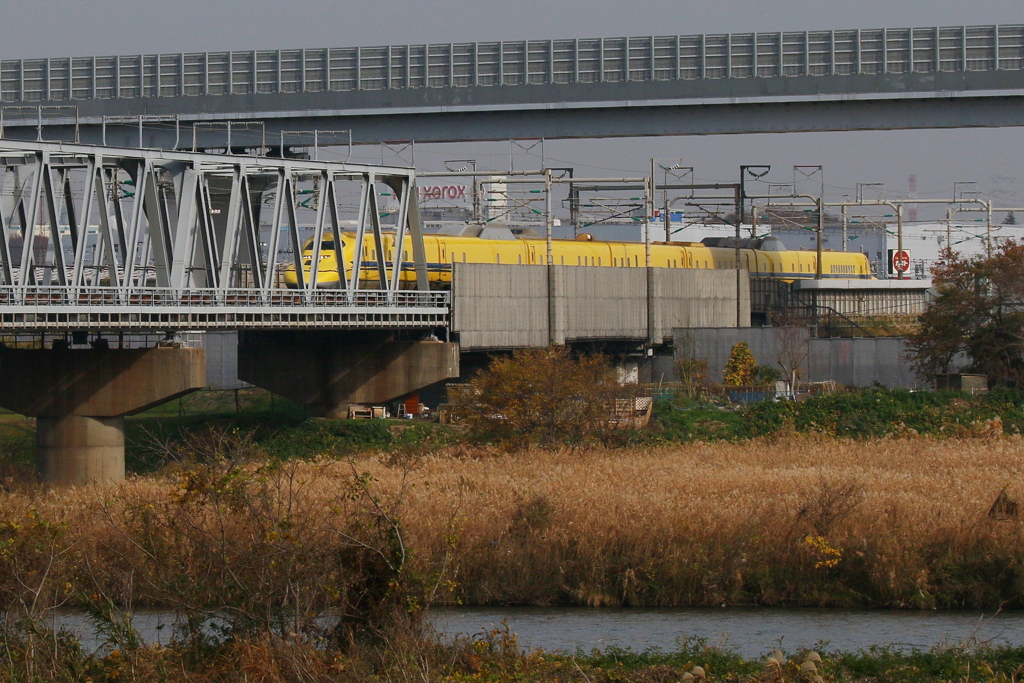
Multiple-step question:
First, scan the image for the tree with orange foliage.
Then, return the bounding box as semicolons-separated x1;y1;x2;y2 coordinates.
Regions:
909;241;1024;386
451;346;626;449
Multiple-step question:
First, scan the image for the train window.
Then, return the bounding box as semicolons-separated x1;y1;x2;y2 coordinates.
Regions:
404;251;409;260
462;253;466;263
560;256;565;265
577;256;581;265
598;257;602;266
613;258;617;266
496;254;500;264
635;256;639;267
517;255;522;264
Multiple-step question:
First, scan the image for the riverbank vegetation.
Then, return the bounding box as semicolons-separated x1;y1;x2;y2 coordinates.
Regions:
655;388;1021;442
2;423;1024;678
6;348;1024;679
7;622;1024;682
2;435;1024;616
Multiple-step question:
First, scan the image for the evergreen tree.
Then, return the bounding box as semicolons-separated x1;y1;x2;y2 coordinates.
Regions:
723;341;757;386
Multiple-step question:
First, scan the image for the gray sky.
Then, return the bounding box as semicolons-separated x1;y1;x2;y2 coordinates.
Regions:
1;0;1022;219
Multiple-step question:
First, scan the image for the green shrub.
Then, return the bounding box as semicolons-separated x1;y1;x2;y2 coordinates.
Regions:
654;388;1024;442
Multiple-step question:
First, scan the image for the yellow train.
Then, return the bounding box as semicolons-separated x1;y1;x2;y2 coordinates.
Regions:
282;232;872;289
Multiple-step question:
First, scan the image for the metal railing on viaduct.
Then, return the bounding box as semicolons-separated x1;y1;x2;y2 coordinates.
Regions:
0;25;1021;146
0;140;448;333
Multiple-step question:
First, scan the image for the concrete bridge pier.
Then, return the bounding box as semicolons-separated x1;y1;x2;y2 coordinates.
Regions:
237;332;460;418
0;346;206;486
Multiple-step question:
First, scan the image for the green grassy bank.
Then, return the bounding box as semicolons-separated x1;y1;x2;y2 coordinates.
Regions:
3;622;1023;683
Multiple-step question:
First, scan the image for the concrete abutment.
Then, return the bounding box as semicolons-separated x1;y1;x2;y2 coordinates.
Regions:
237;332;460;418
0;346;206;486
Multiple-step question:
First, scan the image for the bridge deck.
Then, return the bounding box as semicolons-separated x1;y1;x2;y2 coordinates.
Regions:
0;288;449;332
0;25;1021;145
3;25;1021;103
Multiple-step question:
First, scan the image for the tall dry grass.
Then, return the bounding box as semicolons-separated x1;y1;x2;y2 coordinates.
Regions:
372;434;1024;608
2;434;1024;617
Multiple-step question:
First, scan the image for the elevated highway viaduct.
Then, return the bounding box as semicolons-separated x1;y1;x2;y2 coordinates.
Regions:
0;25;1021;148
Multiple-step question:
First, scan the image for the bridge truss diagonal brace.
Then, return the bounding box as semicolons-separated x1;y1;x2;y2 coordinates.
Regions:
0;139;433;314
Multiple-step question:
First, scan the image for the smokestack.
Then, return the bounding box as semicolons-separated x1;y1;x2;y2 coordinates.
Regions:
908;174;918;223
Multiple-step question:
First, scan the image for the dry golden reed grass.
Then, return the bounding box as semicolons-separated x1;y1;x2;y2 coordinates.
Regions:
4;434;1024;611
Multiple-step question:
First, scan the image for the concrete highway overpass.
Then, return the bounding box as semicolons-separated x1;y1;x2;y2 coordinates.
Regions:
0;25;1021;148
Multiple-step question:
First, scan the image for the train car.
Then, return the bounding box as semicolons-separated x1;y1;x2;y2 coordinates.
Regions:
281;232;873;289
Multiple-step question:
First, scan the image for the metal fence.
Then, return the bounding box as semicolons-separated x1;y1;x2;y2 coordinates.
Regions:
2;25;1022;103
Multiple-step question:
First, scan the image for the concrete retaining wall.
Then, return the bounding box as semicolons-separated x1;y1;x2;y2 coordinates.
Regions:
678;326;923;389
454;264;748;349
201;332;246;389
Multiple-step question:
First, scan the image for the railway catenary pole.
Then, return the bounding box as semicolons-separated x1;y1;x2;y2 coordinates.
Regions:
664;181;671;242
644;166;652;268
816;196;825;280
842;205;848;252
946;207;954;249
987;202;993;257
735;184;743;326
647;159;655;346
896;204;904;279
765;196;995;276
545;168;556;346
545;168;553;266
940;202;1023;253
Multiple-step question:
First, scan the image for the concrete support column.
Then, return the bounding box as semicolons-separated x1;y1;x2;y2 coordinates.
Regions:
0;346;206;486
238;332;460;417
37;415;125;487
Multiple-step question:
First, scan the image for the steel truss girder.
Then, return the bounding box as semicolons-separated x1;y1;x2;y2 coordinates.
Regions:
0;140;432;317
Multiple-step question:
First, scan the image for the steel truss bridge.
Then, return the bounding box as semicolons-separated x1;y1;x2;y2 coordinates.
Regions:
0;25;1022;148
0;140;448;333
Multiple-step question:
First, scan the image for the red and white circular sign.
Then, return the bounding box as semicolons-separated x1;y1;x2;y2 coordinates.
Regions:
892;250;910;273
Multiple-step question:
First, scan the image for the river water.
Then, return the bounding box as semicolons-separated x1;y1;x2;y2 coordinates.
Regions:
429;607;1024;658
48;607;1024;658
